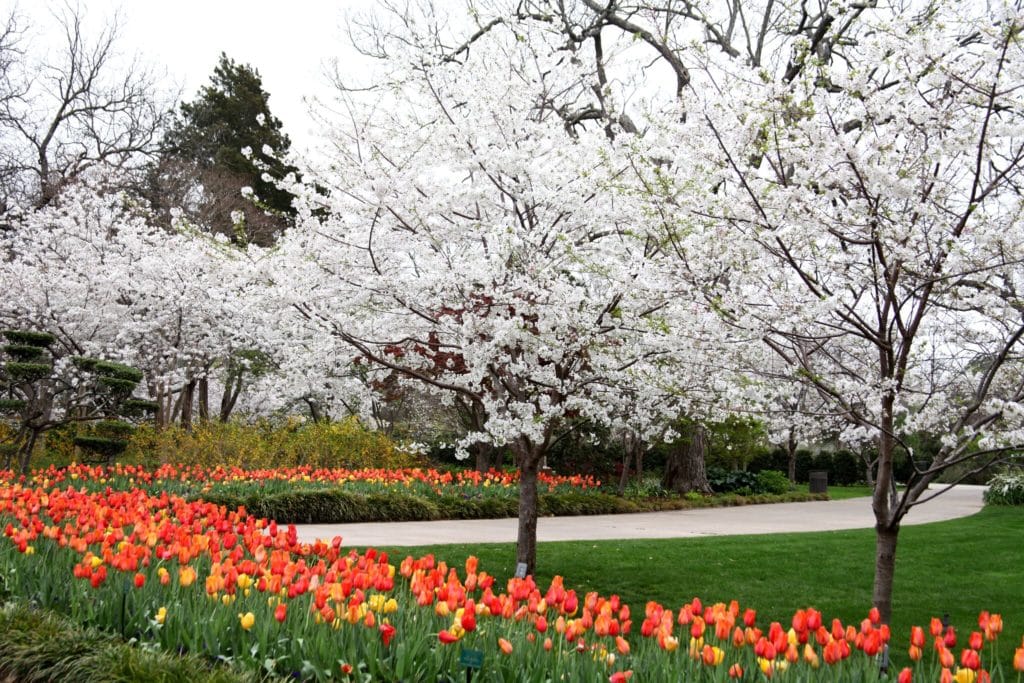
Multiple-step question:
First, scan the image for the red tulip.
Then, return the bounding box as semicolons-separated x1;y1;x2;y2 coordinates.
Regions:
274;603;287;623
911;626;925;648
898;667;912;683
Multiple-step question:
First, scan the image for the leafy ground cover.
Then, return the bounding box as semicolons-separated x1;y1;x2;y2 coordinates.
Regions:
1;481;1021;681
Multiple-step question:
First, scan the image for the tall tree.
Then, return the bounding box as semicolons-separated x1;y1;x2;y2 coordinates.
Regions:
262;4;721;574
159;53;297;244
0;5;170;209
660;0;1024;622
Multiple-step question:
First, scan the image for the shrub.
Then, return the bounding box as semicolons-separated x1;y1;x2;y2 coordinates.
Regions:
706;467;759;494
747;448;790;475
794;450;816;482
830;450;865;485
121;417;420;470
984;469;1024;506
755;469;791;495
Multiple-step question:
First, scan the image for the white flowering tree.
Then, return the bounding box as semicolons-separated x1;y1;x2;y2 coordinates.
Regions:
0;173;266;433
264;2;711;573
665;1;1024;620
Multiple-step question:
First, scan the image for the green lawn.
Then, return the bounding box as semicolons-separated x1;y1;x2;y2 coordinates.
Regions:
826;484;875;500
374;505;1024;669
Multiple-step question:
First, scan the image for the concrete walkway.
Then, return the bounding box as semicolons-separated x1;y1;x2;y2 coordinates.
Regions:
293;484;986;547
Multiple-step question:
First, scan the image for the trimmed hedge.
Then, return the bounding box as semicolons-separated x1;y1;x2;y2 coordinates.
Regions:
0;602;255;683
195;487;825;525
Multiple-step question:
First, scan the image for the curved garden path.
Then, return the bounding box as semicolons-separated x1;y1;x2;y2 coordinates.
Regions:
293;484;986;547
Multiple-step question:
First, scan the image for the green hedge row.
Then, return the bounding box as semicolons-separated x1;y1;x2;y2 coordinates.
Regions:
195;488;824;525
0;602;255;683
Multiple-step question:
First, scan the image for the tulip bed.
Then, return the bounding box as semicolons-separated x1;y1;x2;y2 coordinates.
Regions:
2;481;1023;681
1;462;601;498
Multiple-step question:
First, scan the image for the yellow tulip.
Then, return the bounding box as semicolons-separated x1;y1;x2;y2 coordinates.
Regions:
239;612;255;630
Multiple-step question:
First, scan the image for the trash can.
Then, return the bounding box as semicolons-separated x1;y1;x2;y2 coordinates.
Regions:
809;470;828;494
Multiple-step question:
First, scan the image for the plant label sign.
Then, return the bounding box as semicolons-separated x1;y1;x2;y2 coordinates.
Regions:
514;562;528;579
459;648;484;670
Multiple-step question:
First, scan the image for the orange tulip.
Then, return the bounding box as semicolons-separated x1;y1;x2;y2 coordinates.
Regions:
498;637;513;655
1013;647;1024;672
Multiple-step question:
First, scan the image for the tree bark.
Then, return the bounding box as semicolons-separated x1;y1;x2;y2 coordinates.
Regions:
873;523;900;624
872;393;899;623
18;429;39;475
662;423;713;494
513;439;544;576
197;376;209;423
180;379;196;430
617;430;644;495
786;431;798;483
474;441;497;472
219;374;242;422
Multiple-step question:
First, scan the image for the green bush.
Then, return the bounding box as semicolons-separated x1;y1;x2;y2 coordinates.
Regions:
829;450;864;485
120;418;420;470
747;448;790;475
0;602;253;683
984;469;1024;506
756;469;791;494
706;467;759;493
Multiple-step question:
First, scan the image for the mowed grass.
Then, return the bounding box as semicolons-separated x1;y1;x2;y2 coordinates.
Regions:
373;505;1024;668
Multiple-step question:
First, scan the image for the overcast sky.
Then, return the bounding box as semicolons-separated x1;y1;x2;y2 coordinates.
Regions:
14;0;372;151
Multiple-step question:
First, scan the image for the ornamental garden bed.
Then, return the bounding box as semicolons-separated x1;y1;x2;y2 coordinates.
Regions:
1;481;1019;681
3;463;826;525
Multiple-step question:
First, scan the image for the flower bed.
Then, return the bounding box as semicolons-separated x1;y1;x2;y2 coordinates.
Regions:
1;481;1021;681
1;462;600;497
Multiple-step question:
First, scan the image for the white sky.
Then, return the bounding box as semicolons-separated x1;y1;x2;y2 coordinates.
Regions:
12;0;373;152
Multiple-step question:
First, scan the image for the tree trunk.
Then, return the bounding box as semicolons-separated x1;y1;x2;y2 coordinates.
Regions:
787;431;798;483
617;430;644;495
872;523;900;624
662;423;713;494
18;429;39;476
513;440;544;576
304;397;324;423
474;442;496;472
219;374;242;422
181;379;196;430
197;376;209;423
871;393;899;624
